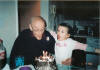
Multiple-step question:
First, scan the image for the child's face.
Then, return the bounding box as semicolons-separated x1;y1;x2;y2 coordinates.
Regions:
57;26;70;41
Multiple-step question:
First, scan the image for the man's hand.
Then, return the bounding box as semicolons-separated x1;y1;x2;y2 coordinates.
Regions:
62;58;72;65
0;51;5;59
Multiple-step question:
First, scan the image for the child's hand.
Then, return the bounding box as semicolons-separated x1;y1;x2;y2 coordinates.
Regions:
50;31;57;38
50;31;56;35
62;58;72;65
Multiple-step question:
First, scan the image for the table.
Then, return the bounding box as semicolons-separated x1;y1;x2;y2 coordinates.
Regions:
2;64;98;70
56;64;86;70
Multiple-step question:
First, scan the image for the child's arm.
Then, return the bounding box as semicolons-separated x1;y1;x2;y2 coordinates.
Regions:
74;41;100;54
74;41;87;51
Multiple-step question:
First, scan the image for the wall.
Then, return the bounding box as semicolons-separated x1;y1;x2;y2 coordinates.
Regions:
0;0;18;58
19;0;50;31
40;0;49;30
19;1;40;32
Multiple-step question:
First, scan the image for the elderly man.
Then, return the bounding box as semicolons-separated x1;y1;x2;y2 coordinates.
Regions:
10;16;55;69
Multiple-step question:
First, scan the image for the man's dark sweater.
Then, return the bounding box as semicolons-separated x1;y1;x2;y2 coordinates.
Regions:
10;29;55;69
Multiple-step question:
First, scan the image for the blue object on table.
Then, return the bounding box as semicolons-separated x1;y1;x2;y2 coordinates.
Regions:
15;56;24;68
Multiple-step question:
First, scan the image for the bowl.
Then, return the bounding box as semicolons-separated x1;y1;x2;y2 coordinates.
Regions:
19;66;32;70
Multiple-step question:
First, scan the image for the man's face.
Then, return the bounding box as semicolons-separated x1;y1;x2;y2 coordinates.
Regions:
57;26;70;41
30;19;45;40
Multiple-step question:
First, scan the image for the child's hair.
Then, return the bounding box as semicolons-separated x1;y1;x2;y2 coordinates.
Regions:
58;23;72;34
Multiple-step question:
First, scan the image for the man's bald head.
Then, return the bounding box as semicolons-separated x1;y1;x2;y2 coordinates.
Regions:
29;16;46;40
30;16;47;27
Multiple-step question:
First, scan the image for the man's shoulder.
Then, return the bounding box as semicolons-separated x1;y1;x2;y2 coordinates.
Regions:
44;30;51;35
21;29;31;33
19;29;32;37
19;29;31;34
44;30;55;41
45;30;54;38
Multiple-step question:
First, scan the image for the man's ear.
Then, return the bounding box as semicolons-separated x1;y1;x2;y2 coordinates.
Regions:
29;24;32;31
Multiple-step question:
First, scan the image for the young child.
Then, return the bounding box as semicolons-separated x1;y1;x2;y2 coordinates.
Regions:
50;23;98;66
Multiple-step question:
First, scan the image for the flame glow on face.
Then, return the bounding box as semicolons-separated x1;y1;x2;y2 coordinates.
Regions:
57;26;70;41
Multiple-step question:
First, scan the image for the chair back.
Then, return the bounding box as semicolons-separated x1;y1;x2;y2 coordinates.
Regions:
71;49;86;67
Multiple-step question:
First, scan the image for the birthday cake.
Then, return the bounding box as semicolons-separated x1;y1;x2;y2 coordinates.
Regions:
35;55;54;62
34;51;56;70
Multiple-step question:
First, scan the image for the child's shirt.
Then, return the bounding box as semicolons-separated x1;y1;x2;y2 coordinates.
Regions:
50;31;87;64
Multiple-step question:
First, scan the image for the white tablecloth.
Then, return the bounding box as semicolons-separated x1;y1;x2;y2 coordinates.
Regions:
2;64;10;70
